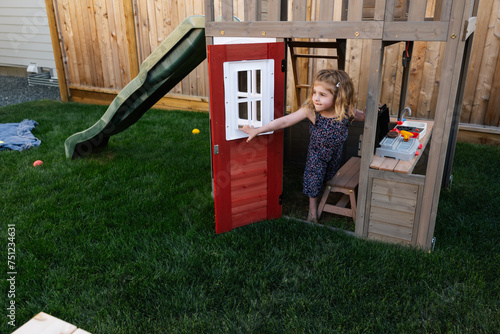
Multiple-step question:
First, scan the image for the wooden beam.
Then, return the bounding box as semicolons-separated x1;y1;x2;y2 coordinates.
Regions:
356;39;384;237
383;22;449;41
45;0;69;102
206;21;384;39
69;86;209;112
457;123;500;145
207;20;447;42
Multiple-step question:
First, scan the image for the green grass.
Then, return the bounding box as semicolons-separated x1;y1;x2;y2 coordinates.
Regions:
1;100;498;333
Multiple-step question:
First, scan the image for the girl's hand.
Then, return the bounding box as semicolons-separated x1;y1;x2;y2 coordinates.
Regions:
241;125;258;142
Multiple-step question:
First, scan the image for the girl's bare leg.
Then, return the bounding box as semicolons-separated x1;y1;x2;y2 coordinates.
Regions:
307;197;318;222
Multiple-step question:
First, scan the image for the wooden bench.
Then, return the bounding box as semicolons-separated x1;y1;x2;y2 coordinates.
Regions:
318;157;360;220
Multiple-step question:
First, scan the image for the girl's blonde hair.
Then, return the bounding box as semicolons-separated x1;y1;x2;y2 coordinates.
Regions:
303;69;356;121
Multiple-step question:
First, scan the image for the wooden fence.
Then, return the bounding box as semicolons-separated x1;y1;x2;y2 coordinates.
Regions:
47;0;499;126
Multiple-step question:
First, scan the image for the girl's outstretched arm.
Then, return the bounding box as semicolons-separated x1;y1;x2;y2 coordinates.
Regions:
241;107;312;142
353;108;365;122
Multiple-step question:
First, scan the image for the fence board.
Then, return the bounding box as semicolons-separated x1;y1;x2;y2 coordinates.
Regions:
460;0;495;123
49;0;498;127
469;0;499;125
484;52;500;127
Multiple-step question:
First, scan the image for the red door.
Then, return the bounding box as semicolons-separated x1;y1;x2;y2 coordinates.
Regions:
208;42;285;234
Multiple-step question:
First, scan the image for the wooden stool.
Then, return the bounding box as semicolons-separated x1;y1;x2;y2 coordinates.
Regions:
318;157;360;220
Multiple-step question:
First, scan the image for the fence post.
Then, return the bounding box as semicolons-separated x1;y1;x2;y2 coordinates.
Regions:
45;0;69;102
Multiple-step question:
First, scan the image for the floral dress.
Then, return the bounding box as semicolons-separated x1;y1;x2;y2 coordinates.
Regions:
303;112;349;198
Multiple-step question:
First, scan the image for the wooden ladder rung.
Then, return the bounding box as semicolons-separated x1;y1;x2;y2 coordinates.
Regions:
293;54;339;60
288;41;343;49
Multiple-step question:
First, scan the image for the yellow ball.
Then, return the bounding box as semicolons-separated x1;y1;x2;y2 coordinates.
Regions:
192;128;200;134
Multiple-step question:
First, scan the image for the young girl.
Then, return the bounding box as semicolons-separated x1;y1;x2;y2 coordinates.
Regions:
242;69;364;222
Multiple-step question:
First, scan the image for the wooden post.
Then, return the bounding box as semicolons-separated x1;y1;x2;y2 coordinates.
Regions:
356;38;385;237
354;0;386;237
416;0;471;249
45;0;69;102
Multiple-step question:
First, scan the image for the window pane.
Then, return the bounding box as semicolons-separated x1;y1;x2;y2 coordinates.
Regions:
256;70;261;94
238;71;248;93
256;101;261;121
238;102;248;120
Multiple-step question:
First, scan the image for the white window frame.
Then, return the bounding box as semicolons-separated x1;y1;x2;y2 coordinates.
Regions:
223;59;274;141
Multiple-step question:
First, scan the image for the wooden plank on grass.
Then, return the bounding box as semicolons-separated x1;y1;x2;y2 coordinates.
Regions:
12;312;90;334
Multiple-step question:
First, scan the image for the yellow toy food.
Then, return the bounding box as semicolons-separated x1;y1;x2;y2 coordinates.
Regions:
400;130;413;141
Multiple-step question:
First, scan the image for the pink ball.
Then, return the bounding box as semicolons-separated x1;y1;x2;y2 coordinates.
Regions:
33;160;44;167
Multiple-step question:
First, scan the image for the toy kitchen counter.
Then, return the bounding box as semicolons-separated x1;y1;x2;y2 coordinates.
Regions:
370;119;434;174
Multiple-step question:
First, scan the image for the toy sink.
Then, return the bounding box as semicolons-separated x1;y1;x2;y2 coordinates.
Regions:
395;120;427;139
376;136;420;161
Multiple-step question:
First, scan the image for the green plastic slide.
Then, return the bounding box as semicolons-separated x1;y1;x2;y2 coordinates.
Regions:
65;15;206;159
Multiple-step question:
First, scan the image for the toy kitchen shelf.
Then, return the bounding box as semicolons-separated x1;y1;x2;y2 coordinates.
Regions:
370;119;434;174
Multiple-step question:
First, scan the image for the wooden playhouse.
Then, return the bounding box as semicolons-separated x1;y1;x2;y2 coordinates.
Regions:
204;0;478;250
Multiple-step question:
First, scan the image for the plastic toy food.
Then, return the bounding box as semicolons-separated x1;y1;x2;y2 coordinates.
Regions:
400;130;413;141
33;160;44;167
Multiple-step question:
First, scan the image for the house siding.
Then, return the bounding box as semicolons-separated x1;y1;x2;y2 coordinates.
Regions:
0;0;56;70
